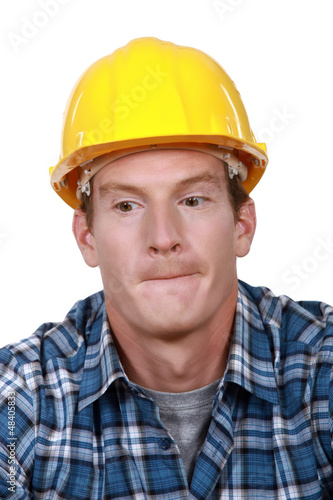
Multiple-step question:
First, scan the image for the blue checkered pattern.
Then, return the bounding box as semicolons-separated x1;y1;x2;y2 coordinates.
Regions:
1;281;333;499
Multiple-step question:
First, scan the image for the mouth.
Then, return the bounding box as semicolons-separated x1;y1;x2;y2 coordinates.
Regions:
142;273;198;282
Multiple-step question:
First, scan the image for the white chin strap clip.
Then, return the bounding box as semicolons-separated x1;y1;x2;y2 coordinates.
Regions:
76;143;248;201
217;149;248;182
228;165;239;179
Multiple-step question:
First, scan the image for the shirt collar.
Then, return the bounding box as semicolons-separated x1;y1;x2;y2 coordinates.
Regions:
77;293;129;412
78;282;279;412
223;281;279;405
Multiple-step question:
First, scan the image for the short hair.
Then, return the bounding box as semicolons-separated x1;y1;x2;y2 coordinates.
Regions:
80;162;250;232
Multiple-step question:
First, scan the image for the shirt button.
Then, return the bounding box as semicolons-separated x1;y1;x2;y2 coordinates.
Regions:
159;438;171;451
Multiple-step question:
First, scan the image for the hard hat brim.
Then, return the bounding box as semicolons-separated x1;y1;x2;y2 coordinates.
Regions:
50;134;268;209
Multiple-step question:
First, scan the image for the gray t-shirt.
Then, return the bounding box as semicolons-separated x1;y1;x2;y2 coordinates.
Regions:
138;379;220;483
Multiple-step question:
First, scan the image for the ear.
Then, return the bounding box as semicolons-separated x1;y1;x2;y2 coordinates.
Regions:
235;198;256;258
72;209;99;268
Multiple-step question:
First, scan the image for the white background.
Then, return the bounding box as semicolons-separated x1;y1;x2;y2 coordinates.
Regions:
1;0;333;347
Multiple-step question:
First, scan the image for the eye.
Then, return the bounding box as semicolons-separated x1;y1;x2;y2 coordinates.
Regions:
182;197;205;207
116;201;140;212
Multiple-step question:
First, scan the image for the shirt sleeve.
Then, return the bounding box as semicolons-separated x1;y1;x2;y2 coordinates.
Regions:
314;346;333;493
330;365;333;453
0;347;35;499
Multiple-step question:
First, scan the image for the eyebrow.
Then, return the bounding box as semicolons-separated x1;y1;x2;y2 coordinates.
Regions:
175;173;223;191
98;172;223;198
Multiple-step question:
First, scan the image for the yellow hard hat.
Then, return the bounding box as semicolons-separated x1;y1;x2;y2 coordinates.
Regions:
50;37;268;209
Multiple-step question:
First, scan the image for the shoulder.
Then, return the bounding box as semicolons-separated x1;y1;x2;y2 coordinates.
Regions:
239;280;333;349
0;291;105;381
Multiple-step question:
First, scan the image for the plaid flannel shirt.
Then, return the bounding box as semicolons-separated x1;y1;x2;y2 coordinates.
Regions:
1;280;333;499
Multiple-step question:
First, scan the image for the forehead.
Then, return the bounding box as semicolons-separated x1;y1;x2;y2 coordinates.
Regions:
93;149;227;190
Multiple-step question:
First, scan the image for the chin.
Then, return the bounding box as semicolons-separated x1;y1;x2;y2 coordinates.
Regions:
137;302;209;337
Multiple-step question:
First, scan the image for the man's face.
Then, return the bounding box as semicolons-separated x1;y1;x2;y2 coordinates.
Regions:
74;150;255;339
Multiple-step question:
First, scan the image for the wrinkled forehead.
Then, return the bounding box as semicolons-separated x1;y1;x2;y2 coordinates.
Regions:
77;144;246;201
92;148;228;193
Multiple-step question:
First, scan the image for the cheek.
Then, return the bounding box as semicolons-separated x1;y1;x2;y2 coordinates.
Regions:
96;238;127;298
199;211;236;251
200;216;237;277
94;223;139;288
96;232;125;269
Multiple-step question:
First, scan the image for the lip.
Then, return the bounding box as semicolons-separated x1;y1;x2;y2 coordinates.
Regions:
143;273;198;282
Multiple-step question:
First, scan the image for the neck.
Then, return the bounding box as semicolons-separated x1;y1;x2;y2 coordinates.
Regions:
106;295;237;393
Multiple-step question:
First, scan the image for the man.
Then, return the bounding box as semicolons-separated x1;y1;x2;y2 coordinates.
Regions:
0;37;332;499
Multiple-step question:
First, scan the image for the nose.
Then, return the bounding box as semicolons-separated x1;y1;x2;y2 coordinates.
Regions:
146;204;182;256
